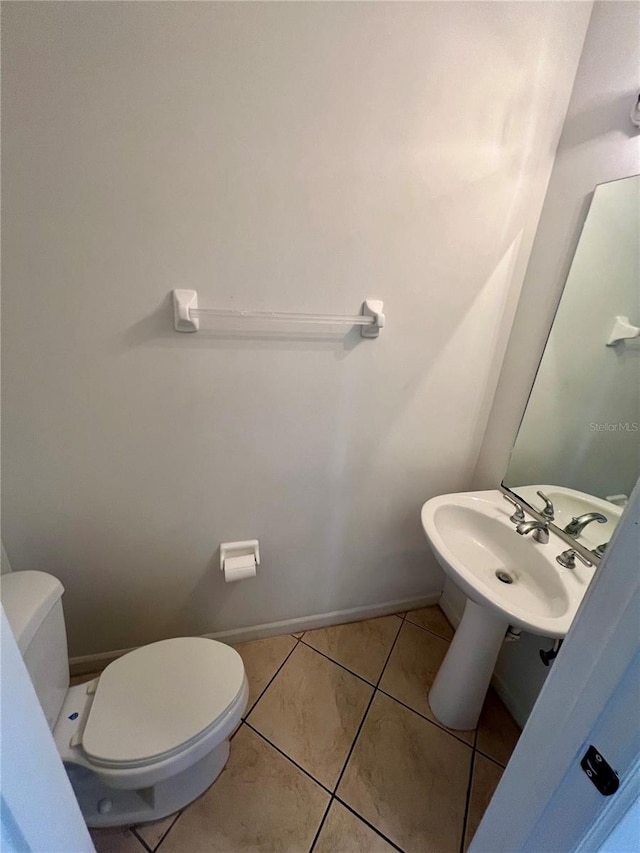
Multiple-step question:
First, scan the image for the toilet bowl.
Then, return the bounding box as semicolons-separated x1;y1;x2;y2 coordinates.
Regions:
0;571;248;828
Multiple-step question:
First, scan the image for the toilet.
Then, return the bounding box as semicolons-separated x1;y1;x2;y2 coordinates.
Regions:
0;570;249;828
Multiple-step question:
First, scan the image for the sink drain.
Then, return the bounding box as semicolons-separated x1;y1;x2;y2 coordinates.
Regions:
495;570;514;584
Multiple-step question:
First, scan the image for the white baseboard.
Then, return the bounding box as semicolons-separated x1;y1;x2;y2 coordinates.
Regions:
69;592;441;675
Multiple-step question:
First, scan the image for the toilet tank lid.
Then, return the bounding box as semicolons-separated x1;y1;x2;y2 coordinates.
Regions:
0;571;64;654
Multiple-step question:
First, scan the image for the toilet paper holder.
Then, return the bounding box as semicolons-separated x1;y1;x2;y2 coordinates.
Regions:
220;540;260;572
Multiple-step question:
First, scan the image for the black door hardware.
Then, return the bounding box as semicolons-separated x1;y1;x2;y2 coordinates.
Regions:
580;745;619;796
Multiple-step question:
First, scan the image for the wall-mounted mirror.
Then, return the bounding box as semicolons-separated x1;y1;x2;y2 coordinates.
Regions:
503;174;640;557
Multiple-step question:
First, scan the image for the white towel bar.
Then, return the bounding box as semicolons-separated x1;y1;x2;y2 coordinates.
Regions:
172;290;385;338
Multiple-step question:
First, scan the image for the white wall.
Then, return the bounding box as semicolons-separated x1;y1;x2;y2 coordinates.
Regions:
1;2;589;658
1;542;12;575
470;0;640;725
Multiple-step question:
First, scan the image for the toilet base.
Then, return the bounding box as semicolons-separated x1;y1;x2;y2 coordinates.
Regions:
69;738;230;828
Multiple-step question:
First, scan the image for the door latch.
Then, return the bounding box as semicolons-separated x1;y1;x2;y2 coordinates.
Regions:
581;745;619;796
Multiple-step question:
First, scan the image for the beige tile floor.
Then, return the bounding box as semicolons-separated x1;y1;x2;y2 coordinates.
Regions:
89;607;520;853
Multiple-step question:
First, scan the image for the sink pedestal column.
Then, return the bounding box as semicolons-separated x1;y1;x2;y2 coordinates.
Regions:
428;599;508;731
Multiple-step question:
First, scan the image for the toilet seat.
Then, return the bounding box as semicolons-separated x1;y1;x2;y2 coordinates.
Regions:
82;637;246;770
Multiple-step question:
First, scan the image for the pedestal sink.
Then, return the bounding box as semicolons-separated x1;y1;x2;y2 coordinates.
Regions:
420;490;594;730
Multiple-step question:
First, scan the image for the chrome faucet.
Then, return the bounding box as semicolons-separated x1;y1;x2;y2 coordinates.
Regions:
535;490;555;521
563;512;607;536
516;519;549;544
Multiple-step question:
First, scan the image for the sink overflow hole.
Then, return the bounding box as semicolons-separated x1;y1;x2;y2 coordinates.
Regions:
495;570;514;584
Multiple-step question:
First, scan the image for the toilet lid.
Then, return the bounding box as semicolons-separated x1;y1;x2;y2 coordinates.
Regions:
82;637;246;768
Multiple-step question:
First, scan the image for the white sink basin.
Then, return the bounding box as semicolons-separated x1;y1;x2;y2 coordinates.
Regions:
420;489;595;731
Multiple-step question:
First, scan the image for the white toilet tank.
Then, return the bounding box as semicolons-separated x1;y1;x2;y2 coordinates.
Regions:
0;570;70;730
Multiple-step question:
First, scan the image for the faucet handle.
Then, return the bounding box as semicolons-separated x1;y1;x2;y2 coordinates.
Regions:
556;548;593;570
503;493;525;523
536;490;555;521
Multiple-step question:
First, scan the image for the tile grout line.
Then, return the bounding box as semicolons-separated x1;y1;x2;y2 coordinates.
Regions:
403;618;454;644
147;805;193;852
308;617;406;853
135;809;181;853
459;750;476;853
240;635;302;724
244;720;334;796
473;745;509;770
376;686;475;750
307;796;334;853
306;701;375;853
334;614;404;791
333;796;405;853
384;613;475;747
298;638;380;688
153;811;182;853
246;613;424;709
127;830;152;853
301;612;475;750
